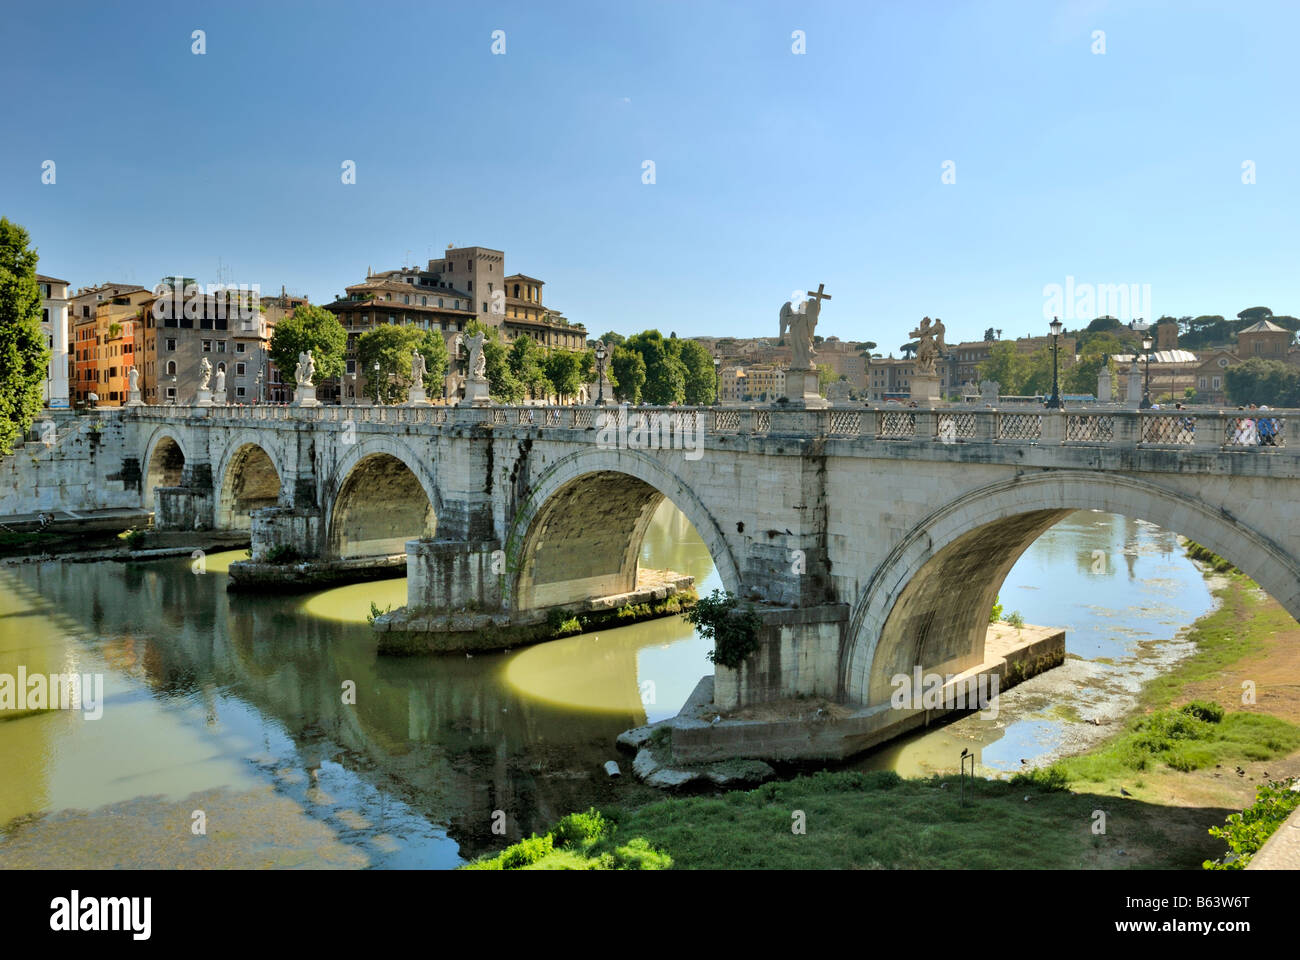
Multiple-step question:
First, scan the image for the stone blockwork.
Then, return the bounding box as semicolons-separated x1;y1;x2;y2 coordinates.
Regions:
0;411;141;515
16;403;1300;715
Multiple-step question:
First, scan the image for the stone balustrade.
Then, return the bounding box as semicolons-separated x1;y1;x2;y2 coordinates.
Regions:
124;403;1296;452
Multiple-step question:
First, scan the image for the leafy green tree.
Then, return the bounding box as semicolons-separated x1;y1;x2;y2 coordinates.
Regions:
677;338;717;405
817;364;839;395
599;331;625;347
611;346;646;403
1237;306;1273;322
0;219;49;453
542;349;584;402
976;340;1028;394
1225;358;1300;407
269;304;346;389
624;330;686;405
356;324;448;404
507;334;552;401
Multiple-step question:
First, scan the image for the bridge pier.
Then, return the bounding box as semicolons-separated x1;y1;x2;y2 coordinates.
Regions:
248;506;321;562
154;461;214;530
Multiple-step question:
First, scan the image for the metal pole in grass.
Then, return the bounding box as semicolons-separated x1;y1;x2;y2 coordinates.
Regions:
960;747;975;805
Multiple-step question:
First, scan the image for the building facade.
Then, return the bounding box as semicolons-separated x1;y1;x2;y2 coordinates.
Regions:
36;274;70;408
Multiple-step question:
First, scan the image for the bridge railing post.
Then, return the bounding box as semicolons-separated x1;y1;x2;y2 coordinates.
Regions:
1194;411;1227;450
1040;410;1064;445
1111;410;1140;445
973;408;998;441
913;409;938;441
858;408;878;440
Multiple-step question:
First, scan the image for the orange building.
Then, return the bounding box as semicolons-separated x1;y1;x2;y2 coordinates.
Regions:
72;288;152;405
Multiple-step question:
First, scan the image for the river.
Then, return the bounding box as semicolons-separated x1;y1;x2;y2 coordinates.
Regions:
0;505;1214;868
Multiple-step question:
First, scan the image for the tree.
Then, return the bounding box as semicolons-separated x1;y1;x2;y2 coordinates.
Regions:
983;327;996;341
507;334;552;401
542;349;583;402
1086;315;1121;333
817;364;839;395
857;341;877;355
268;304;346;390
900;341;918;359
976;341;1028;394
611;346;646;403
624;330;686;405
599;331;625;347
0;219;49;454
1225;358;1300;407
677;338;717;405
356;324;448;404
1237;306;1273;322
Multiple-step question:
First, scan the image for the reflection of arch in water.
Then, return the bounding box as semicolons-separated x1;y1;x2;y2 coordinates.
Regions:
844;471;1300;707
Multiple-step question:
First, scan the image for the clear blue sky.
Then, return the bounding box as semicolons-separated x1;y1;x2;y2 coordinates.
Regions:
4;1;1297;348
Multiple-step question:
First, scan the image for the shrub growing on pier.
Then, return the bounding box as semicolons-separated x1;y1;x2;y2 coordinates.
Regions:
685;589;762;669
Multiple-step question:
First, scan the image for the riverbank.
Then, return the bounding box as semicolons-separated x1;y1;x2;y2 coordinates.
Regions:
464;563;1300;870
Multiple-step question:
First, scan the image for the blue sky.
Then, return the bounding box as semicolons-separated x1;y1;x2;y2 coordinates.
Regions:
4;0;1297;348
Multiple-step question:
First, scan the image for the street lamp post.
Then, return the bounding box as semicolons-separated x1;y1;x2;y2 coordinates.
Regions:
713;356;721;405
1140;333;1154;409
595;341;607;406
1045;316;1063;409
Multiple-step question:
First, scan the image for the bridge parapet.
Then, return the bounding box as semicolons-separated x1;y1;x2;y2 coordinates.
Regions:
123;404;1299;456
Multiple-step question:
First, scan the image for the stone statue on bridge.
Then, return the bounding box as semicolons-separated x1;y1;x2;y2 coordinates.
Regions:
780;284;832;408
410;348;427;386
295;350;316;387
460;331;491;407
910;317;946;376
198;357;212;391
779;283;831;371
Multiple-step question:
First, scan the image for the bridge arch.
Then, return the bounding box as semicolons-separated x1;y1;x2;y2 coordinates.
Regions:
142;427;189;513
214;435;284;530
842;470;1300;706
323;436;440;559
504;447;741;613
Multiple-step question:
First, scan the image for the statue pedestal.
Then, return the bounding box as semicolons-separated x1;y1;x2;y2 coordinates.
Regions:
459;378;492;407
1127;364;1142;409
125;389;143;407
195;388;212;407
291;384;319;407
781;368;829;409
405;386;430;407
213;389;227;405
909;373;942;405
1097;367;1112;403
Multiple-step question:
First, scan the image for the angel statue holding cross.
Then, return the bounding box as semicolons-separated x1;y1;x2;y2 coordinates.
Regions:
779;283;831;370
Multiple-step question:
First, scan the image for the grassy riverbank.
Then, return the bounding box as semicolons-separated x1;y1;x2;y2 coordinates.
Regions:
464;564;1300;870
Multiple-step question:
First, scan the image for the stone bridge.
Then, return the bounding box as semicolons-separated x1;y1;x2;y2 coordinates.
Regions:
109;401;1300;733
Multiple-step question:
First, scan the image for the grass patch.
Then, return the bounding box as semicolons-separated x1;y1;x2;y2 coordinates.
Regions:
1139;572;1285;711
461;807;673;870
1027;701;1300;786
1203;778;1300;869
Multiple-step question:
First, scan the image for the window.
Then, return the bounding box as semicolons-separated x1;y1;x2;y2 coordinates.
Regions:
468;281;473;292
346;359;356;375
166;387;176;399
482;302;488;313
1213;376;1221;389
166;338;176;351
202;340;212;352
404;295;410;304
421;296;427;306
217;341;226;353
1198;377;1207;390
236;386;246;398
236;362;246;376
236;342;245;353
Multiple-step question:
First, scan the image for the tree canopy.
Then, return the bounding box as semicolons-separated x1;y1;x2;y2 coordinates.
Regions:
0;219;49;454
356;324;448;404
268;304;346;389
